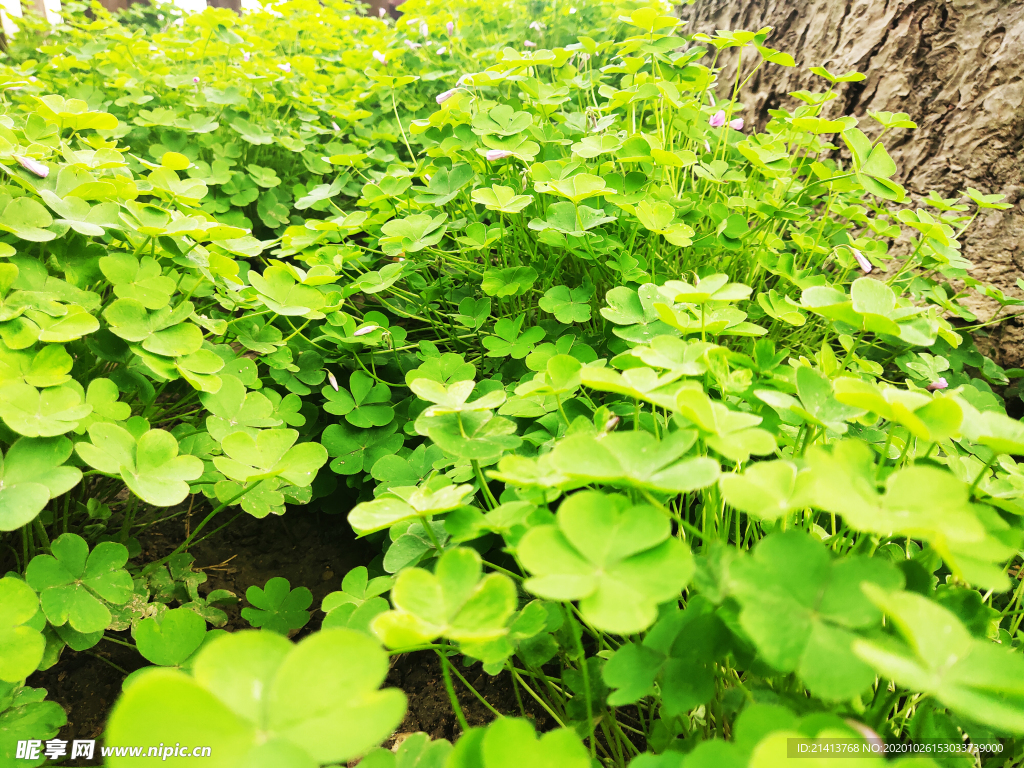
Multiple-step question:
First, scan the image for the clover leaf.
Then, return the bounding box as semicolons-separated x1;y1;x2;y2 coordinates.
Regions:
728;531;903;701
103;298;203;357
200;374;282;441
472;184;534;214
0;578;45;682
322;567;394;635
349;476;474;535
413;163;474;206
99;254;176;310
539;284;595;324
379;213;447;256
447;718;589;768
76;423;203;506
213;428;328;487
26;533;134;634
481;266;538;298
133;606;208;667
482;317;545;359
755;366;865;435
0;685;67;768
248;265;327;318
518;490;695;633
0;383;92;437
105;629;406;765
0;436;82;531
0;343;73;389
601;284;677;343
415;410;521;462
241;577;313;634
854;587;1024;734
547;430;720;494
372;547;517;648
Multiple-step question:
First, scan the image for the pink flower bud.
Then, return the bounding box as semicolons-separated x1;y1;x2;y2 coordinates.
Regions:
579;53;590;62
529;21;544;31
927;377;949;392
486;150;513;161
524;40;536;48
709;110;726;128
852;248;873;274
193;76;200;84
436;46;447;55
243;51;250;62
278;62;291;73
729;117;744;130
327;370;339;391
404;40;422;50
436;88;457;104
604;415;620;432
331;121;341;131
373;50;386;65
446;21;454;35
354;325;380;337
419;21;428;36
16;156;48;178
378;7;386;17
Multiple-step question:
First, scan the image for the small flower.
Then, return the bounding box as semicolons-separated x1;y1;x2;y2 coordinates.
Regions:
927;377;949;392
354;325;380;337
709;110;726;128
704;140;711;152
419;21;428;36
243;51;250;62
378;7;386;17
16;156;48;178
278;62;291;73
852;247;873;274
446;21;454;35
193;76;200;84
579;52;591;62
331;121;341;131
729;117;744;130
486;150;513;161
436;46;448;55
373;50;386;65
327;370;340;392
529;21;545;31
603;415;620;433
436;88;458;104
569;6;577;13
404;40;422;50
524;40;537;48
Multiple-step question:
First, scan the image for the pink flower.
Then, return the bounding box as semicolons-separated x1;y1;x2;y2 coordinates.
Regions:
378;7;386;17
524;40;537;48
16;156;48;178
373;50;386;65
278;62;291;73
354;325;380;337
729;117;744;130
446;21;454;35
709;110;726;127
579;53;591;62
404;40;422;50
436;46;448;55
419;21;428;36
327;370;339;391
529;21;544;31
486;150;513;161
852;248;873;274
331;121;341;131
436;88;457;104
927;377;949;392
242;51;251;62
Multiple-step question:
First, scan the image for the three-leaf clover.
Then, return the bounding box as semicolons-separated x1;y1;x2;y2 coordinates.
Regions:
26;533;134;633
539;284;595;324
471;185;534;213
105;629;406;765
76;423;203;507
322;422;403;476
482;317;545;359
728;531;903;701
372;548;517;648
518;490;695;633
213;428;328;487
378;213;447;256
241;577;313;634
200;374;282;441
0;383;92;437
320;371;395;428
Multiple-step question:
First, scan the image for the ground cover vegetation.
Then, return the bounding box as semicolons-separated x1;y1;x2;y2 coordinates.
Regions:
0;0;1023;764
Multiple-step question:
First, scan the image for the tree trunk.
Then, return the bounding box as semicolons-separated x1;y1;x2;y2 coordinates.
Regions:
206;0;241;12
680;0;1024;364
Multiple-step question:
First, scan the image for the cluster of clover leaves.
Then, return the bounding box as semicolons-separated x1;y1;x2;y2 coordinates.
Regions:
0;0;1023;765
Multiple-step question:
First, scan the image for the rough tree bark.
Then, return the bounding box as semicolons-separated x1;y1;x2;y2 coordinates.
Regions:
680;0;1024;364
